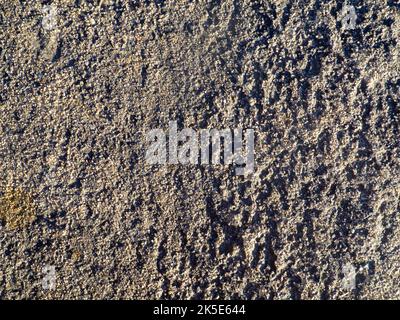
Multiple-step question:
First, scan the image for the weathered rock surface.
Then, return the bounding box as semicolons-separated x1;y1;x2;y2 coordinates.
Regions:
0;0;399;299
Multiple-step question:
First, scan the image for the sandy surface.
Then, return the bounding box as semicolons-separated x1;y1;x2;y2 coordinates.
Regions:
0;0;399;299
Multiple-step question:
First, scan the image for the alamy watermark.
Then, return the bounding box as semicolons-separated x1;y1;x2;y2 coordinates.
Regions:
41;5;58;31
341;263;356;290
42;265;56;290
145;121;255;176
341;3;357;31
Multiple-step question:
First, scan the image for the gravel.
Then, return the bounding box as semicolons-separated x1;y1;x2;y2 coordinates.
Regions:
0;0;399;299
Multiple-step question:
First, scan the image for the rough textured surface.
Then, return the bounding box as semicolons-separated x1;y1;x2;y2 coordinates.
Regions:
0;0;399;299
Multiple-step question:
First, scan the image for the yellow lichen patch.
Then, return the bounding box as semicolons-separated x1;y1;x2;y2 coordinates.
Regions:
0;188;36;230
